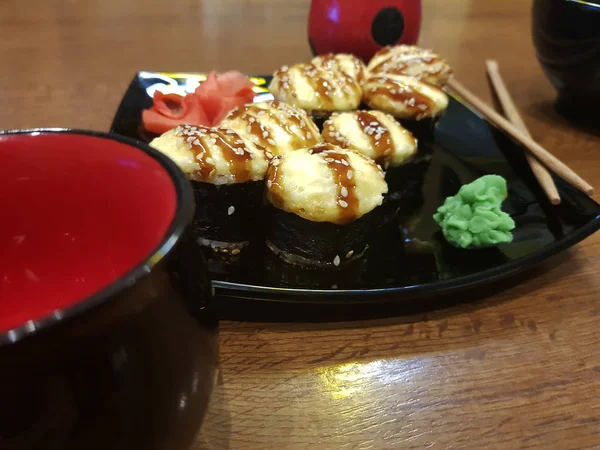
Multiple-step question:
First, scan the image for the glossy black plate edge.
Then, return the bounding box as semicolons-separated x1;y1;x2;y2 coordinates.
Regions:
213;207;600;303
108;72;600;304
110;73;143;136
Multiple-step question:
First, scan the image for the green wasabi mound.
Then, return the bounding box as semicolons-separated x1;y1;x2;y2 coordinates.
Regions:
433;175;515;249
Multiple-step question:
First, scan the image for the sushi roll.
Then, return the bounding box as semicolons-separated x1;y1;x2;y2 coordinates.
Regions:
269;63;362;125
263;249;368;289
321;110;420;202
362;73;449;140
221;100;322;158
311;53;368;83
367;45;453;86
149;124;268;254
265;143;388;268
321;110;417;169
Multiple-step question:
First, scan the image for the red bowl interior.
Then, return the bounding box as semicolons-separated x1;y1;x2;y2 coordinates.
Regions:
0;131;177;333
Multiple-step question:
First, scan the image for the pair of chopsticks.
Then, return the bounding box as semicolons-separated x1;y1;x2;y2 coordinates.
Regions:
446;61;594;205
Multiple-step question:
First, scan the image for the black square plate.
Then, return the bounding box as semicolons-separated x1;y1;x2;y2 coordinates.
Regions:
110;71;600;306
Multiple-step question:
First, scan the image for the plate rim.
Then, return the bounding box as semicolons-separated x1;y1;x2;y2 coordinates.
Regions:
109;70;600;303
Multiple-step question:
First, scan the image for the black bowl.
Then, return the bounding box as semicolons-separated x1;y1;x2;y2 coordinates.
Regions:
0;129;218;450
532;0;600;125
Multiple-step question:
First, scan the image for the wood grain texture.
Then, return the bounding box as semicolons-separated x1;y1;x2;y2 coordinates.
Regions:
2;0;600;448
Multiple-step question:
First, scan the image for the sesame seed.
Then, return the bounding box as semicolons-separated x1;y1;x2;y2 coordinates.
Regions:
375;134;382;141
333;255;341;266
367;128;374;135
266;152;274;159
341;159;349;166
267;139;277;146
325;157;334;163
346;170;353;180
226;129;236;134
346;250;354;259
249;117;256;123
228;206;235;216
206;157;215;165
370;121;379;126
267;179;273;188
341;186;348;197
263;131;269;138
272;158;280;166
193;139;201;146
231;248;241;255
339;200;348;208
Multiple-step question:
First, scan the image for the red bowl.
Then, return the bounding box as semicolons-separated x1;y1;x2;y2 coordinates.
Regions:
0;129;217;450
308;0;421;62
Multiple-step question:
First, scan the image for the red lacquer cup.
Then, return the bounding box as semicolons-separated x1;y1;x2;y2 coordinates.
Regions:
0;129;217;450
308;0;422;62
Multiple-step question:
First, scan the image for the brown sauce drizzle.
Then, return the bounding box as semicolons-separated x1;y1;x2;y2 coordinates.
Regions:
176;125;215;180
266;158;285;209
261;102;303;150
274;66;291;96
245;115;276;152
367;76;441;117
276;63;360;110
176;125;252;183
374;46;393;58
224;104;251;121
311;144;359;224
302;64;335;110
213;128;253;182
371;52;450;83
316;54;364;83
229;102;320;156
317;53;337;68
353;57;365;83
271;102;320;149
356;111;393;167
321;120;350;148
371;54;435;73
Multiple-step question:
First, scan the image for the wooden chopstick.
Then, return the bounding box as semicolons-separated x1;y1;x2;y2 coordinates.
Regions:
446;78;594;197
485;60;561;205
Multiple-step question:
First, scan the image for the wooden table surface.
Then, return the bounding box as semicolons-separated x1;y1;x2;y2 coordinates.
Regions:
2;0;600;448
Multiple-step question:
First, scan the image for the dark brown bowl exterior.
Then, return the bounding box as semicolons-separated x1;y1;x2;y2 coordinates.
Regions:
532;0;600;124
0;130;217;450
